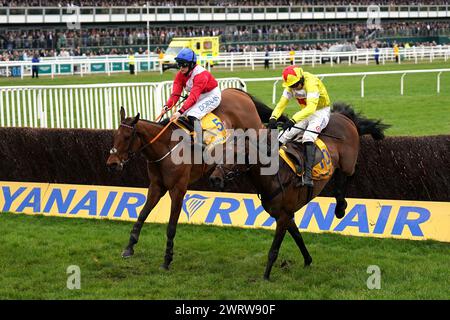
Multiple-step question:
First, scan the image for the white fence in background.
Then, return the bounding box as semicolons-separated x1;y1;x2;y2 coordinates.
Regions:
0;69;447;129
1;46;449;78
240;68;450;103
0;78;244;129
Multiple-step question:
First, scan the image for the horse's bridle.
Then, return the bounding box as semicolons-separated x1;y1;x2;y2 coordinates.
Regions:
110;122;180;165
216;163;255;182
110;123;138;165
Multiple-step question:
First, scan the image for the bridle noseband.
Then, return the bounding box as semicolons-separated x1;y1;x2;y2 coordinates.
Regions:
109;123;138;165
110;121;181;165
216;163;254;182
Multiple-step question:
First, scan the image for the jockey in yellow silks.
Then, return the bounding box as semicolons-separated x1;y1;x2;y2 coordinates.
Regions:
267;65;331;187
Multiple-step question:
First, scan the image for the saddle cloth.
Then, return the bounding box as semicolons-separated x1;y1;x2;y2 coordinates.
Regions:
175;113;227;147
279;138;334;181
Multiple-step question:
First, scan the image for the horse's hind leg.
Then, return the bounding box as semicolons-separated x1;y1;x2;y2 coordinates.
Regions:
122;183;166;258
264;215;289;280
287;219;312;267
333;168;349;219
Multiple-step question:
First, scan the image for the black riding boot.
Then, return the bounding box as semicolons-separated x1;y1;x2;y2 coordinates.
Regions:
179;116;205;147
303;141;315;188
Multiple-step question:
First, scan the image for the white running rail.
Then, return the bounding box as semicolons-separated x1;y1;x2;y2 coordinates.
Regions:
0;78;245;129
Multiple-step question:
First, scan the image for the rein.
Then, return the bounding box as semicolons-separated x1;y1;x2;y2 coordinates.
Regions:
110;120;180;164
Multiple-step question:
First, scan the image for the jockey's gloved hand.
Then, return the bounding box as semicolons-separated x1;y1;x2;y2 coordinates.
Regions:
268;118;278;129
282;119;296;131
163;105;171;112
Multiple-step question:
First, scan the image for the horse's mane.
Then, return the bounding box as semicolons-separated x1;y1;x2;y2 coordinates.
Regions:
332;101;390;140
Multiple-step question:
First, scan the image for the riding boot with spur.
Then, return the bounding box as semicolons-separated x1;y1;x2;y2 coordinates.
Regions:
302;141;315;188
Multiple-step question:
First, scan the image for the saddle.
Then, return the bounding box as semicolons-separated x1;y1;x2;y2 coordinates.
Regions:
174;113;227;148
279;139;334;182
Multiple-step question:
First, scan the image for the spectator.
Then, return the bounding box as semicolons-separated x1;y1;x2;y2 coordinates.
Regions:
374;45;380;65
393;43;400;63
264;49;270;69
128;48;135;75
31;52;40;78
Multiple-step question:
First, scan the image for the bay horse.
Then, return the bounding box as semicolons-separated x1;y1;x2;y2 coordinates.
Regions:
106;88;286;270
209;102;389;280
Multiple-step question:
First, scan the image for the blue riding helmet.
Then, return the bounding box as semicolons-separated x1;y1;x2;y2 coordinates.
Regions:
175;48;197;64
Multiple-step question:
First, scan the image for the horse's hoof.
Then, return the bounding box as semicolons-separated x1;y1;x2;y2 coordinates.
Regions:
304;256;313;267
160;263;170;271
122;248;134;258
263;276;270;281
335;201;347;219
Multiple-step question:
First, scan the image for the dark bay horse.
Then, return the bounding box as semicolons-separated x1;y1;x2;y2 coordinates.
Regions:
106;88;284;270
209;102;389;280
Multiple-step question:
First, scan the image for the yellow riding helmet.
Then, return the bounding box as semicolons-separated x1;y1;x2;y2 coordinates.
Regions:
282;66;304;88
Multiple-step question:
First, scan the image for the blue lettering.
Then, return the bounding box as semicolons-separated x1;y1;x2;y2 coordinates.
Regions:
205;197;240;225
2;186;26;211
16;188;41;212
334;204;369;233
299;202;335;231
373;205;392;234
70;191;98;216
100;192;118;217
113;192;146;219
392;206;430;237
243;199;265;226
43;188;76;214
262;216;276;227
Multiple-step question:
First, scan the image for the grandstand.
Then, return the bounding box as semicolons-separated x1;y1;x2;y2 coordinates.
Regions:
0;0;449;61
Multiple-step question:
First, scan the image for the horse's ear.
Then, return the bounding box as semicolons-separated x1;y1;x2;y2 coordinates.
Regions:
120;107;126;122
131;112;140;125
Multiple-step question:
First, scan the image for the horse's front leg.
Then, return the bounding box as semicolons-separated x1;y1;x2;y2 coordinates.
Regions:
264;214;289;280
287;219;312;267
161;183;187;270
122;183;167;258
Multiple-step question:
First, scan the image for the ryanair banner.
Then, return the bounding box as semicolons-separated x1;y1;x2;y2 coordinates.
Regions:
1;181;449;242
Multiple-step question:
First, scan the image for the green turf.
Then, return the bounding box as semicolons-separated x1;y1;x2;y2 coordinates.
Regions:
1;60;449;136
0;212;449;300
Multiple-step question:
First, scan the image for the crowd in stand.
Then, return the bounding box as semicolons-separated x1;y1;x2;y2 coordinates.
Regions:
1;21;448;53
0;39;442;63
1;0;449;7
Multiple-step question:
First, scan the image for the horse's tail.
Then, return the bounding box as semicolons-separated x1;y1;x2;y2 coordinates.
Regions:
229;88;289;124
332;101;390;140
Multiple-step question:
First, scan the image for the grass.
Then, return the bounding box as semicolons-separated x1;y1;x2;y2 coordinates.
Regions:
1;60;449;136
0;212;449;300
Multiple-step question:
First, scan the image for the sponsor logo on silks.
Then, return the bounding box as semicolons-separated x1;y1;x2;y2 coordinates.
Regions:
182;193;208;221
1;182;449;242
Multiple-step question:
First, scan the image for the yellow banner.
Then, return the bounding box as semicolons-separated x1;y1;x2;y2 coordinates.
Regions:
1;181;449;242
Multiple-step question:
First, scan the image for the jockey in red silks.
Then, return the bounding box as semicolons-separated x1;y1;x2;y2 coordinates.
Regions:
165;48;221;132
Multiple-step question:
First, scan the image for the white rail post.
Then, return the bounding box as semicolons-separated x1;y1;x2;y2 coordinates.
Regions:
272;80;280;105
437;71;443;94
361;75;367;98
106;56;110;76
400;73;406;95
231;53;234;72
